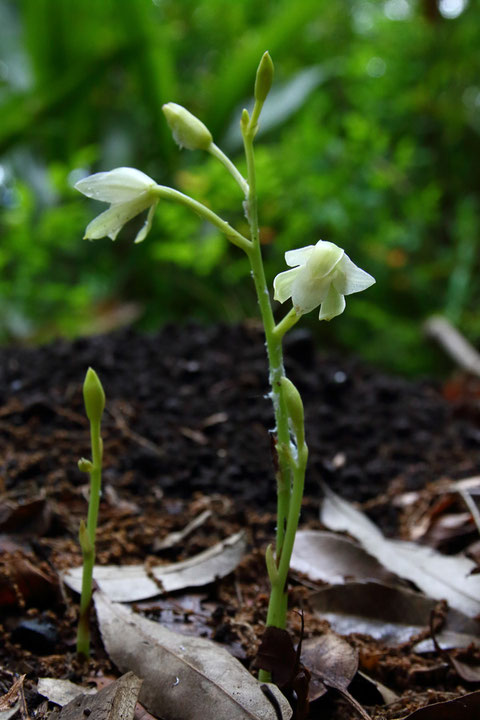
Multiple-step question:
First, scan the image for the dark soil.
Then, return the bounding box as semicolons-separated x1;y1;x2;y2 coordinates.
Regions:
2;323;480;719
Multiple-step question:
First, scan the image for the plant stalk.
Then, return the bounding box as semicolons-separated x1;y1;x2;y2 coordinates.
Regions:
154;185;252;252
77;419;103;658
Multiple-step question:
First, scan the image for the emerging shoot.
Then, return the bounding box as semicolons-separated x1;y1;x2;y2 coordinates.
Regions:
76;367;105;658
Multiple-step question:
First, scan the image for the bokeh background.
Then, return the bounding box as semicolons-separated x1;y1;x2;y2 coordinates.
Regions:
1;0;479;375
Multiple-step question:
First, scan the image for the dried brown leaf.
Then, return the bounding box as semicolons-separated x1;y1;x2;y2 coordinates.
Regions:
402;690;480;719
301;632;357;701
95;592;292;720
54;672;142;720
309;581;480;649
291;530;403;586
63;531;246;601
321;485;480;616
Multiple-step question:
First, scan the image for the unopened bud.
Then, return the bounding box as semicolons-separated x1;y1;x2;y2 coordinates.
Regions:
78;458;93;473
280;376;305;448
83;367;105;424
254;51;274;105
162;103;213;151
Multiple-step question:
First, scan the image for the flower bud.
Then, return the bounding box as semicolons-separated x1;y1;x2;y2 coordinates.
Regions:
280;376;305;449
78;458;94;473
241;108;250;130
83;367;105;424
162;103;213;151
254;51;274;105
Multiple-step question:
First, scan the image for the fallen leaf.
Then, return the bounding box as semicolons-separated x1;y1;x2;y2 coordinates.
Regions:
64;531;246;601
309;581;480;649
0;497;51;536
291;530;403;586
0;674;26;720
254;626;310;719
255;627;298;687
402;689;480;719
355;671;399;705
301;631;371;720
445;655;480;683
37;678;96;706
321;485;480;616
429;610;480;683
39;676;156;720
0;551;58;609
301;631;358;702
55;672;142;720
95;592;292;720
0;675;25;711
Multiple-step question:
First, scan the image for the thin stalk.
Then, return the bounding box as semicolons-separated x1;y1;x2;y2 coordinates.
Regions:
77;419;103;658
208;143;249;196
273;307;301;340
154;185;252;253
271;448;308;612
242;113;292;622
86;420;102;544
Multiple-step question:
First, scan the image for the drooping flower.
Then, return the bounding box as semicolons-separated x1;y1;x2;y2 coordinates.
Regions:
75;167;159;243
273;240;375;321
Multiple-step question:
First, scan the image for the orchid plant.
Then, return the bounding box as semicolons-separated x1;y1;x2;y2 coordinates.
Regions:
76;53;374;678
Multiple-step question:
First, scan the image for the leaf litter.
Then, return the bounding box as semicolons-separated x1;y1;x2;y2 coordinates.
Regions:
6;325;480;717
94;592;292;720
308;580;480;651
320;484;480;617
63;530;246;601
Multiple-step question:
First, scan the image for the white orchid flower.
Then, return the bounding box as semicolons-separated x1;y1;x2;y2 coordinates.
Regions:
274;240;375;321
75;167;159;243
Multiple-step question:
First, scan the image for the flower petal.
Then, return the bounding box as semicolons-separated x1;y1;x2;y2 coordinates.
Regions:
84;196;152;240
307;241;344;279
318;285;346;321
273;267;299;303
75;168;156;203
291;269;331;315
134;201;158;244
285;245;315;268
333;254;376;295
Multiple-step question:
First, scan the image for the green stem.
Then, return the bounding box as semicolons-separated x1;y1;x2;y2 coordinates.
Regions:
242;116;292;625
274;447;308;596
86;420;102;543
153;185;252;253
208;143;249;196
77;419;103;658
273;307;302;340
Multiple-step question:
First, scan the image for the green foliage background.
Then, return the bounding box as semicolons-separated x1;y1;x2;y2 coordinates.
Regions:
1;0;479;374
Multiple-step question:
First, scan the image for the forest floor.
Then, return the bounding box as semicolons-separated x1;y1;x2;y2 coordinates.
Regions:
2;323;480;720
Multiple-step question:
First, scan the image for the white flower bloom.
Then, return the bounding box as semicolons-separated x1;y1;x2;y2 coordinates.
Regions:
273;240;375;321
75;167;159;243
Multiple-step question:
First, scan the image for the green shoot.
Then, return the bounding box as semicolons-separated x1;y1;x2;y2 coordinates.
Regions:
76;367;105;658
